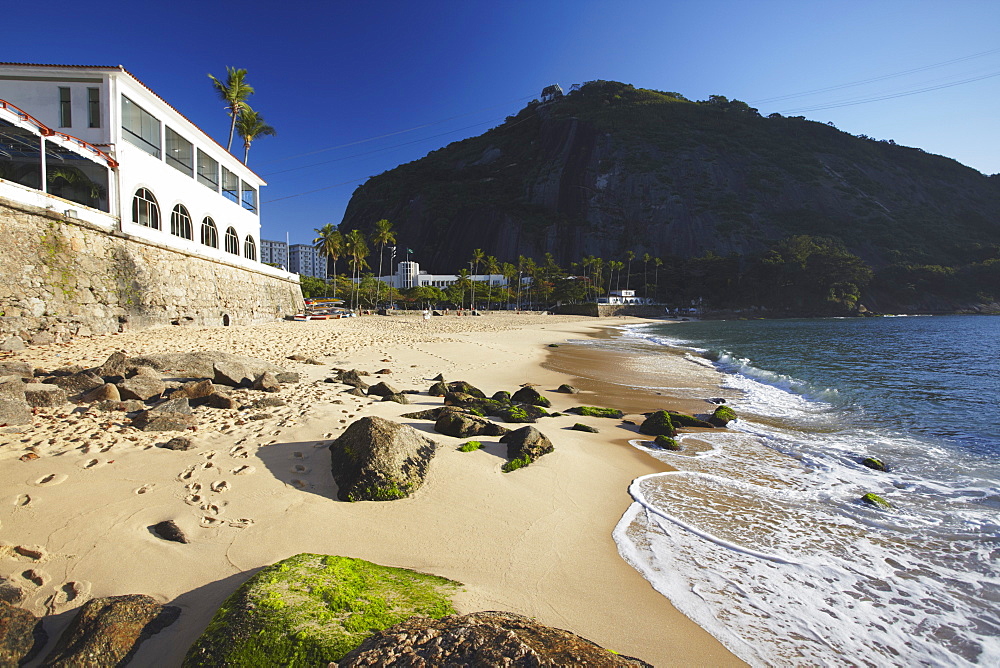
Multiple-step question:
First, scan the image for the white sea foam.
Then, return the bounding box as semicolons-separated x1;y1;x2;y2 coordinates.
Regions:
611;324;1000;666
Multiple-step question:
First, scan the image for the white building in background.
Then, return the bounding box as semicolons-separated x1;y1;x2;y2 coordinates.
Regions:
0;62;272;272
288;244;326;280
260;238;288;269
378;261;504;290
597;289;652;305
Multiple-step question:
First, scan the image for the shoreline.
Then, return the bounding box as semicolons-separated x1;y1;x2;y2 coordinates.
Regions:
0;313;742;666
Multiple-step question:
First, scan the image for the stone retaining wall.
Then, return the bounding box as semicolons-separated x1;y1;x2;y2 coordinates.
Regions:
554;303;671;318
0;196;304;342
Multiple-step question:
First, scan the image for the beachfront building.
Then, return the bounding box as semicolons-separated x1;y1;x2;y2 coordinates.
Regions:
260;238;288;269
597;289;653;305
288;243;327;280
376;261;504;289
0;63;266;270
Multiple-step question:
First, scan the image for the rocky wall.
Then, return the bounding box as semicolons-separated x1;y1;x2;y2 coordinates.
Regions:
0;196;304;343
553;303;671;318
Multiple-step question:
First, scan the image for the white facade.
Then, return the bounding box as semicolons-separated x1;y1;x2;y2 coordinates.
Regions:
377;261;504;289
261;239;288;269
597;289;652;305
0;63;270;274
288;244;327;280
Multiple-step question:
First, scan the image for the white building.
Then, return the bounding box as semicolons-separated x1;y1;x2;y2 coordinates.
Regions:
260;238;288;269
0;63;270;272
288;244;327;280
597;289;652;305
378;261;504;290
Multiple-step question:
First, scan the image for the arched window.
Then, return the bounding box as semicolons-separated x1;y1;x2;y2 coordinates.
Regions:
200;217;218;248
243;235;257;261
131;188;159;229
170;204;192;240
224;226;239;255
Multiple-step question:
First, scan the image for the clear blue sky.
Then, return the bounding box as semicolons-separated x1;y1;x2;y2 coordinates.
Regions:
5;0;998;245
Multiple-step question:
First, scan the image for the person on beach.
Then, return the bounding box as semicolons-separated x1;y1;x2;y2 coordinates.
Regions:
423;309;430;321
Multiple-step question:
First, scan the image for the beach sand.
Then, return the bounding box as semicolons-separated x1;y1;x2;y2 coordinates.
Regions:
0;312;743;666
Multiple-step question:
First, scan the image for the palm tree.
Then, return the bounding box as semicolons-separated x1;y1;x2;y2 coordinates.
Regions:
501;262;517;310
470;248;485;311
208;66;254;152
343;229;369;310
313;224;342;298
235;106;276;164
653;257;663;303
624;250;635;290
591;257;604;301
484;255;500;310
370;219;396;307
642;253;652;299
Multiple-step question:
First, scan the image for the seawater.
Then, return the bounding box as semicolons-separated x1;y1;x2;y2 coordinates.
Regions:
601;315;1000;667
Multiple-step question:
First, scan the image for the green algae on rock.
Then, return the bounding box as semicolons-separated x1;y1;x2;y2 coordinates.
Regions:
861;457;887;472
861;492;891;510
708;405;737;427
570;406;624;419
182;554;460;667
458;440;483;452
653;434;681;450
639;411;676;437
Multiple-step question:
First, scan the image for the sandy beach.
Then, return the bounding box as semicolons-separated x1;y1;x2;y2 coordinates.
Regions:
0;312;743;666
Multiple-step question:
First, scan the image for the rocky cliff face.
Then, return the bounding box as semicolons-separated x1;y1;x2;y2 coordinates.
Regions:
341;81;1000;272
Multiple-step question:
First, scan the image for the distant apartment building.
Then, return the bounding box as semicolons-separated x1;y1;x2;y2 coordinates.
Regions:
289;244;326;280
378;261;504;289
260;239;288;269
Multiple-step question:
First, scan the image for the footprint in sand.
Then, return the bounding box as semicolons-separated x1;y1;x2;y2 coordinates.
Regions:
200;516;224;528
13;494;33;508
33;473;68;487
228;518;254;529
210;480;230;493
201;461;215;470
291;451;305;459
200;501;224;516
177;464;199;481
21;568;49;587
134;484;155;495
229;445;246;457
200;451;217;460
290;479;308;489
46;580;91;613
231;465;255;476
81;459;102;470
291;464;311;474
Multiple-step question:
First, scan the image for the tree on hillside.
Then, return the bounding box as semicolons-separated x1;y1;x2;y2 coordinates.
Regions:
208;66;254;152
370;219;396;307
235;106;276;164
313;225;343;298
624;251;635;290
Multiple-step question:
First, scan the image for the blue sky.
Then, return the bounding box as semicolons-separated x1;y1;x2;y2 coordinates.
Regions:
5;0;999;245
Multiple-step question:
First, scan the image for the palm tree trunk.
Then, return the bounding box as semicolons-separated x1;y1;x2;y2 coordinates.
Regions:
227;112;237;152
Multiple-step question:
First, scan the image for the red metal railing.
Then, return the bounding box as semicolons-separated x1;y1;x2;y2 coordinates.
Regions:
0;98;119;168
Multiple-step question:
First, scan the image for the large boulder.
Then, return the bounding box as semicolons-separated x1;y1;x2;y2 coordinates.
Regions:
0;378;25;402
708;405;737;427
23;383;68;407
511;386;551;408
0;362;33;379
182;554;459;667
638;411;676;437
117;376;166;402
367;381;399;398
0;399;32;426
434;412;509;438
43;372;104;396
131;399;196;432
97;351;129;378
445;381;485;398
171;379;215;400
81;382;121;403
42;594;179;667
329;416;438;502
667;411;715;428
500;426;554;469
0;602;47;666
338;611;651;667
127;351;285;381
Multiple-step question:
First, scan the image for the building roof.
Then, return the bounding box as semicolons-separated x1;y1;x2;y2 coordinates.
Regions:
0;62;265;182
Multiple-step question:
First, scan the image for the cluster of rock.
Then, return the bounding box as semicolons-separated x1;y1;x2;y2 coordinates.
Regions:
326;367;414;404
0;595;178;666
0;350;298;430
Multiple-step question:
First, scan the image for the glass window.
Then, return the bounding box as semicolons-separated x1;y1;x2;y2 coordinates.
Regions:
132;188;159;229
121;96;161;158
88;88;100;128
58;87;72;127
165;127;193;176
197;150;219;190
224;227;239;254
241;181;257;214
221;167;239;204
200;217;218;247
170;204;192;239
243;235;257;261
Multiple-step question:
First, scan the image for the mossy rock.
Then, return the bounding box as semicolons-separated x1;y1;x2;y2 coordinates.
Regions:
458;441;483;452
571;423;599;433
861;457;886;472
570;406;624;419
501;457;531;473
708;405;737;427
638;411;676;437
667;411;714;428
491;390;511;402
510;386;551;408
182;554;460;667
445;381;485;399
653;434;681;450
428;381;449;396
861;492;891;510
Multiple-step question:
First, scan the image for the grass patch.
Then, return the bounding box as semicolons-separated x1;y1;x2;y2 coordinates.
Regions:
458;441;482;452
502;457;531;473
183;554;460;667
572;406;624;419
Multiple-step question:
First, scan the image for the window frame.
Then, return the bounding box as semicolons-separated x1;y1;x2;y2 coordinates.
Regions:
221;167;239;204
196;150;219;191
59;87;71;127
131;188;160;229
87;88;100;128
165;127;194;177
224;226;239;255
121;95;161;158
243;235;257;261
170;204;192;240
200;217;218;248
241;181;257;214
